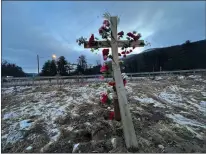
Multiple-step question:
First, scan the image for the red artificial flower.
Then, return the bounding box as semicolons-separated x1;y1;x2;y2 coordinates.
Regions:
103;20;110;27
133;34;141;41
108;81;115;86
127;32;135;38
118;53;121;56
88;34;95;47
123;54;126;58
118;31;124;36
100;64;109;73
89;34;94;42
100;93;108;104
126;51;130;54
123;79;127;86
102;49;109;56
121;51;125;54
101;26;107;31
109;111;115;120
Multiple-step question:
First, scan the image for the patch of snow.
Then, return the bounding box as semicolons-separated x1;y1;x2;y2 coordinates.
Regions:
187;100;206;113
201;92;206;97
72;143;80;153
6;131;23;144
2;134;8;139
85;122;91;126
132;96;166;108
26;146;33;150
2;89;78;144
67;126;74;131
136;107;144;111
19;119;33;130
125;86;133;94
178;76;185;80
158;144;164;149
153;102;166;108
2;87;14;94
159;91;182;105
166;114;206;128
111;138;117;148
82;93;89;100
169;85;179;92
88;112;93;115
5;122;24;144
49;128;61;142
188;75;201;79
3;112;18;120
191;98;197;102
185;126;204;140
200;101;206;108
155;76;163;81
133;96;155;104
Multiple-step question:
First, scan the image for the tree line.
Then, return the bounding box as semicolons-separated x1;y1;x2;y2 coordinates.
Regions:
1;60;26;77
120;39;206;73
39;55;101;76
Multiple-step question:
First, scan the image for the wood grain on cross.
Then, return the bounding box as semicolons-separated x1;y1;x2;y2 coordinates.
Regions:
84;16;144;148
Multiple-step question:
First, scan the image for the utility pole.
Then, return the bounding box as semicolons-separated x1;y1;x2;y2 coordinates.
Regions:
37;55;39;75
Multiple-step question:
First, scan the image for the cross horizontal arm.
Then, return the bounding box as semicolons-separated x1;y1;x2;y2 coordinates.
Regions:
84;40;144;48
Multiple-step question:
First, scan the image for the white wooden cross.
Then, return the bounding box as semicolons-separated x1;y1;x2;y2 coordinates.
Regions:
84;16;144;148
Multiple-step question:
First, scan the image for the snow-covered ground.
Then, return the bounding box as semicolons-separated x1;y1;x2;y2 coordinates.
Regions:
1;75;206;153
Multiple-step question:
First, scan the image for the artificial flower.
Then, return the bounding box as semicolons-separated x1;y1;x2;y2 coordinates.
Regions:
100;93;108;104
100;64;109;73
102;49;109;56
108;81;115;86
118;31;124;36
103;20;110;27
109;111;115;120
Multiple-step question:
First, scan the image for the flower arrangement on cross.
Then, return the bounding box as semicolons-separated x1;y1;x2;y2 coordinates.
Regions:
76;15;149;107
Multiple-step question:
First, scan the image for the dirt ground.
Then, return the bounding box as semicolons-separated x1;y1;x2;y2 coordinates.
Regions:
1;75;206;153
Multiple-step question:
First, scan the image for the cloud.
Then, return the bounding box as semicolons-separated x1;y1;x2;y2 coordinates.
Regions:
2;1;205;73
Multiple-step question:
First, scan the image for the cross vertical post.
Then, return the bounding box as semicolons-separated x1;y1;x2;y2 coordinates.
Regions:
110;16;138;148
82;15;144;149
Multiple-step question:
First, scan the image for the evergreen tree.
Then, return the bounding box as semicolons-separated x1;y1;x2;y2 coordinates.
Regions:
76;55;87;74
40;60;57;76
1;60;26;77
57;56;68;76
50;60;57;76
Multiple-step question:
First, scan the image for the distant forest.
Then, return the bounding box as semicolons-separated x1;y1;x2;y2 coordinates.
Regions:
120;40;206;73
2;39;206;77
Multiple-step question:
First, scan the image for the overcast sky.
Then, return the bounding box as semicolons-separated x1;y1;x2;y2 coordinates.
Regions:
2;1;205;73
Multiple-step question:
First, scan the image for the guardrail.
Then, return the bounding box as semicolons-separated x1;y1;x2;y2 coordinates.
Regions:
2;69;206;87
